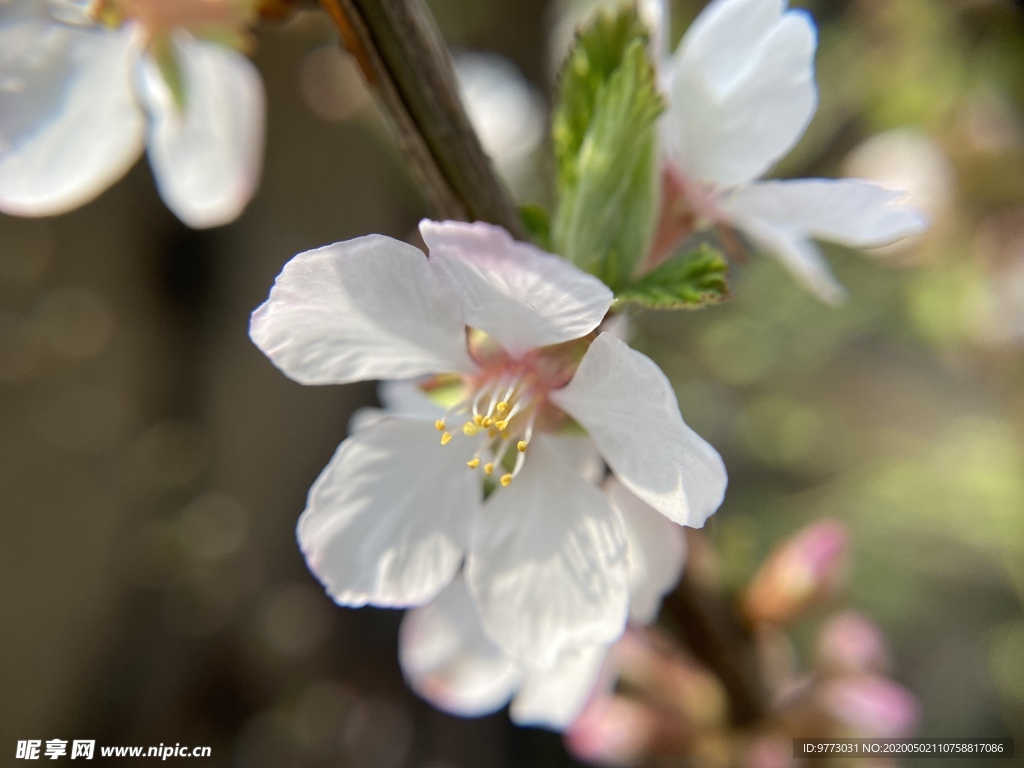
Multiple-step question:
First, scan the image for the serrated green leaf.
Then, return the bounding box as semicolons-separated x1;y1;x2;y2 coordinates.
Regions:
519;204;552;251
615;243;731;309
551;8;662;290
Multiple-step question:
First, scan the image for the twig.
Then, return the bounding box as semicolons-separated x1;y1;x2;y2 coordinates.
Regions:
319;0;523;234
662;572;769;726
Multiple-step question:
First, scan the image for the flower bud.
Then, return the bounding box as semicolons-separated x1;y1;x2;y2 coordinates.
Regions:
743;520;848;626
816;610;891;674
565;695;690;767
820;674;919;739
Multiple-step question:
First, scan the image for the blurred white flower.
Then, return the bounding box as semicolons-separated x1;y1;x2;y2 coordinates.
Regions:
0;0;265;228
659;0;927;303
399;479;686;730
250;219;726;665
453;51;544;181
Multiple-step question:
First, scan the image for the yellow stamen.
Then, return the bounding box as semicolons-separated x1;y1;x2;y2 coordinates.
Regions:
496;401;510;414
481;417;494;428
500;474;513;487
517;441;527;453
467;458;480;469
495;420;509;431
483;462;494;476
440;431;452;445
473;414;484;426
435;419;446;431
502;431;512;440
462;421;480;436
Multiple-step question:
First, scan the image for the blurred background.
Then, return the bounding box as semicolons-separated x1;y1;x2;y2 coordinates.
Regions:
1;0;1023;765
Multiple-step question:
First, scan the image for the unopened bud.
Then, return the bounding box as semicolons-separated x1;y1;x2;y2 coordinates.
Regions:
565;694;690;767
816;610;890;673
743;519;848;626
821;674;919;739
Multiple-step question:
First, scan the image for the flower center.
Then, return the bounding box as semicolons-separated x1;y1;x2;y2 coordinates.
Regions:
433;364;550;488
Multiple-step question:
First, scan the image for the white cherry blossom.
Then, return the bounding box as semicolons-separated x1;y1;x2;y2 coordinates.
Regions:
660;0;927;303
0;0;264;228
398;479;686;730
249;219;726;666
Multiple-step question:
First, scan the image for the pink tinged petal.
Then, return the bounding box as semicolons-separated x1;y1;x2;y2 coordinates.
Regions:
607;479;686;625
551;334;727;528
419;219;613;358
297;417;480;608
466;436;630;668
250;235;476;385
510;644;610;731
0;15;144;216
399;579;523;717
666;0;817;187
139;34;265;228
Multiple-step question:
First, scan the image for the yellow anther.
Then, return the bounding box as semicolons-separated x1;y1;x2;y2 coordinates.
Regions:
481;417;494;428
500;474;513;487
489;428;500;438
496;401;510;414
435;419;446;431
467;458;481;469
473;414;484;426
483;463;494;475
440;431;452;445
517;441;528;453
501;431;512;440
495;420;509;431
462;421;480;436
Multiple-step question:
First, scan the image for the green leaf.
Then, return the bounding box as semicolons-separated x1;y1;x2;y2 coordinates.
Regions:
615;243;731;309
551;9;663;290
552;8;649;187
519;204;552;251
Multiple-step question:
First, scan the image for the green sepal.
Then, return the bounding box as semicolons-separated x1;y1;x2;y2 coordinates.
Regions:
615;242;731;309
149;36;188;114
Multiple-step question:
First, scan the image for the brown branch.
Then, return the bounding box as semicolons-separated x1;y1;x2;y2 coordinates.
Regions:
662;569;769;727
319;0;523;234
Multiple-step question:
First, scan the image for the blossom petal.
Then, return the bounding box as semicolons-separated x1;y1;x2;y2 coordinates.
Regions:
399;578;522;717
730;210;847;304
607;479;686;624
420;220;613;358
510;645;610;730
250;235;476;385
722;178;929;246
551;334;727;527
466;436;629;667
297;417;480;607
0;13;143;216
138;33;264;228
666;0;816;187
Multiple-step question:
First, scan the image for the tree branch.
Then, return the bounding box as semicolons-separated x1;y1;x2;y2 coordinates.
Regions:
662;569;769;726
319;0;523;235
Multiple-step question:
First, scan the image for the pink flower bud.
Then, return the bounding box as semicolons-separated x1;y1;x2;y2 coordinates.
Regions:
821;674;919;738
565;696;662;766
744;520;848;626
744;735;796;768
816;610;891;673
